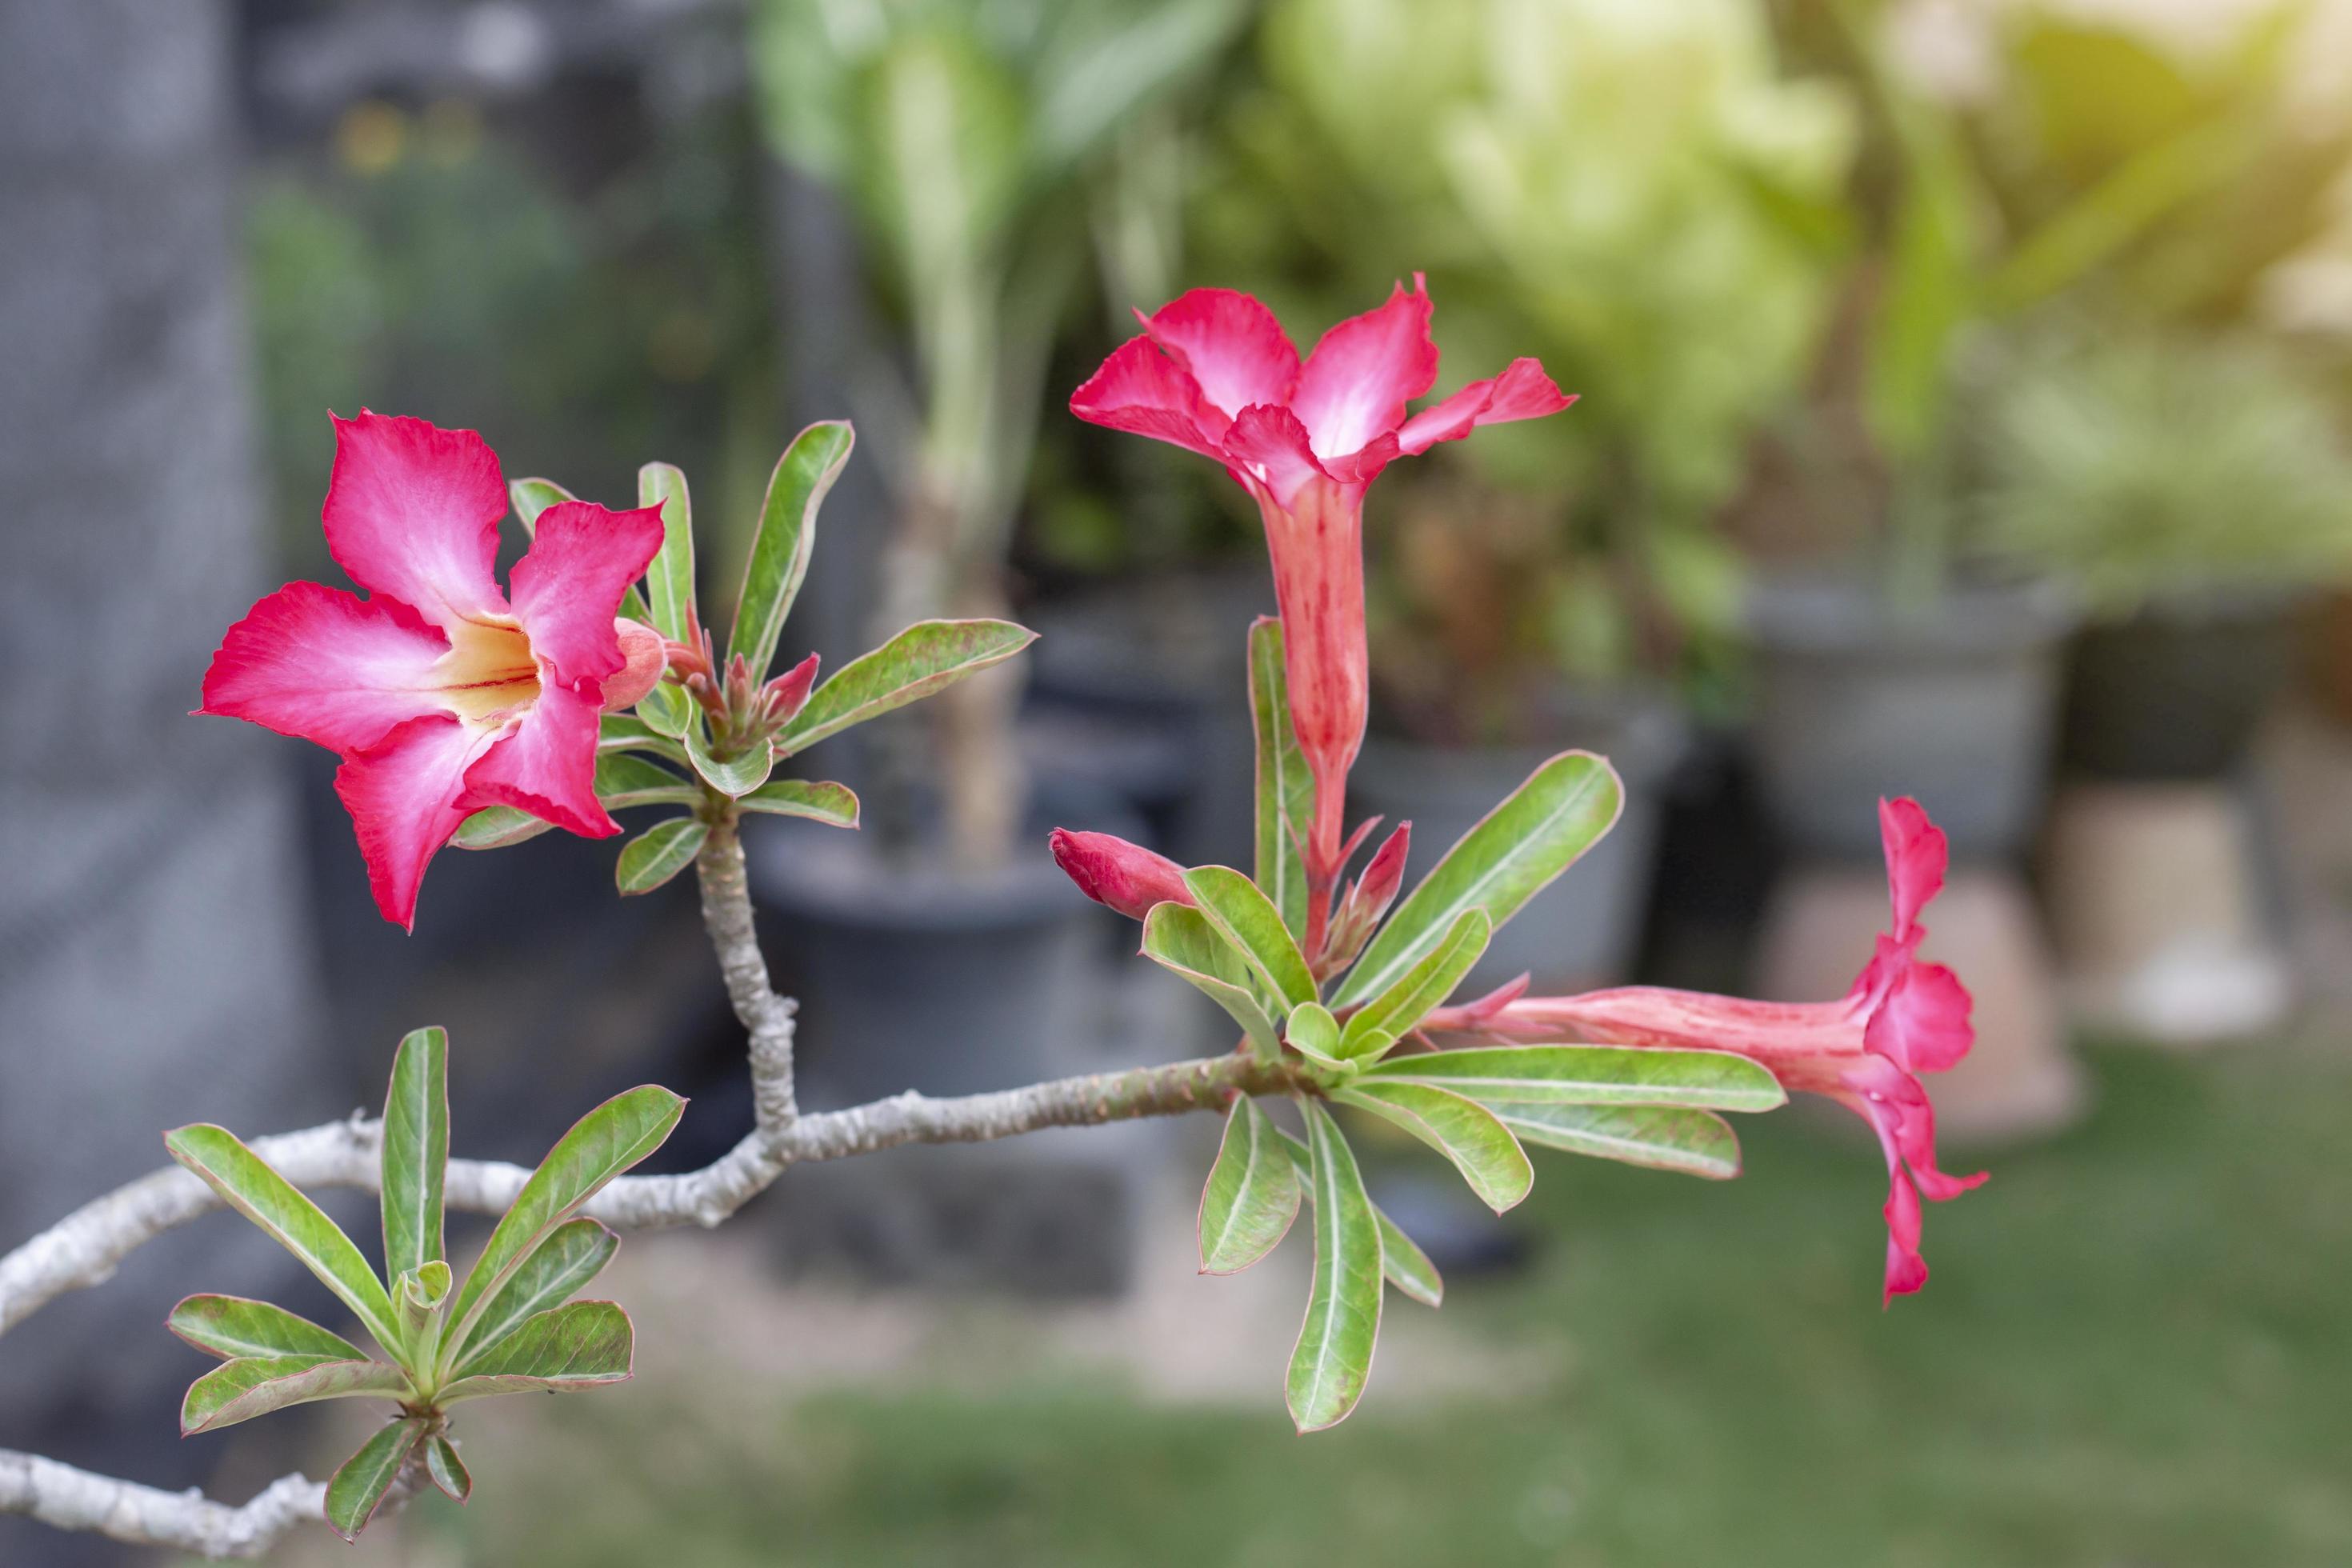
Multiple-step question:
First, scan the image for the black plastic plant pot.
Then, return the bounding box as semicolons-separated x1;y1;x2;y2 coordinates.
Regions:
1349;686;1688;992
2060;585;2310;782
1746;573;2077;862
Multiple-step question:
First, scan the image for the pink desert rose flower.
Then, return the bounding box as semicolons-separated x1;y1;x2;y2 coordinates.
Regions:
1049;829;1195;922
1427;798;1986;1304
201;412;666;930
1070;278;1574;938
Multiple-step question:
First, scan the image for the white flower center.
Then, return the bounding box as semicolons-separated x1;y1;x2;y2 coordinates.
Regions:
434;615;541;727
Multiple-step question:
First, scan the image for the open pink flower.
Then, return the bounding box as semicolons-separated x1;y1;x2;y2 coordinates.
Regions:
1428;798;1986;1303
1070;278;1574;939
201;412;666;930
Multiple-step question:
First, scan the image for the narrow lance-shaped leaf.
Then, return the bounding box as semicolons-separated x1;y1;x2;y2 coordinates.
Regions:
381;1026;447;1282
1198;1098;1301;1274
729;420;853;678
425;1435;472;1503
181;1355;410;1436
462;1217;621;1358
740;778;860;827
638;462;697;643
1494;1102;1743;1180
636;680;696;741
1287;1102;1383;1433
1140;902;1281;1061
325;1417;425;1543
452;806;555;850
167;1295;366;1362
1335;751;1622;1007
1278;1130;1441;1307
443;1300;634;1401
774;619;1035;756
441;1086;684;1368
616;817;708;895
1335;1080;1533;1214
1183;865;1317;1013
685;726;777;798
595;751;701;809
1340;908;1489;1061
1248;618;1314;942
164;1125;402;1354
1363;1045;1786;1111
394;1261;451;1361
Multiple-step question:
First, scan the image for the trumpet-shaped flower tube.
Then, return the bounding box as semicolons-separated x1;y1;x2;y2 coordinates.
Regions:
1070;278;1574;932
1426;798;1986;1303
201;412;666;929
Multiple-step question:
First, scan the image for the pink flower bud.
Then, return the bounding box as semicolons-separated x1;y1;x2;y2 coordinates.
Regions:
1352;821;1410;923
601;618;669;711
1049;829;1194;921
764;651;822;726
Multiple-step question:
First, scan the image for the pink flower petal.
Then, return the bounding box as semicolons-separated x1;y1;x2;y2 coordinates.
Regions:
1138;288;1299;422
198;581;454;754
1223;404;1334;510
1395;358;1577;454
1864;960;1974;1075
1879;796;1947;939
458;682;615;840
1882;1168;1930;1303
322;411;510;632
333;715;499;930
1069;335;1229;460
508;501;667;691
1288;275;1438;464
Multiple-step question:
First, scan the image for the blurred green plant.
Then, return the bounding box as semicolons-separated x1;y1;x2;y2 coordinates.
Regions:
246;95;779;582
1193;0;1858;721
747;0;1249;866
1978;326;2352;616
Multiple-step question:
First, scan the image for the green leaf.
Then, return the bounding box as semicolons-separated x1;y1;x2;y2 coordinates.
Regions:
740;778;860;827
164;1125;401;1354
1491;1103;1742;1180
1335;1081;1534;1214
394;1261;451;1361
1248;618;1314;942
1277;1131;1442;1307
598;713;692;766
595;751;701;810
166;1295;365;1362
1139;903;1282;1062
381;1026;447;1283
451;806;555;851
441;1086;684;1369
1335;751;1621;1007
1197;1098;1301;1274
729;421;854;679
443;1300;634;1401
636;681;695;740
638;461;698;644
1364;1046;1786;1111
425;1434;472;1503
1287;1102;1382;1434
1340;909;1490;1061
462;1217;621;1358
180;1354;410;1435
684;727;776;798
615;818;708;895
774;618;1035;756
1284;1002;1346;1070
1182;866;1317;1013
325;1417;424;1542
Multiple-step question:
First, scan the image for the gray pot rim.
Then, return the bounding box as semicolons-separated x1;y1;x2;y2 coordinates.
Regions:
1746;570;2078;657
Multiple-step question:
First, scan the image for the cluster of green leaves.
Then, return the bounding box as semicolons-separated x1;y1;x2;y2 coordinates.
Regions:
166;1028;684;1540
1156;622;1786;1431
450;422;1034;887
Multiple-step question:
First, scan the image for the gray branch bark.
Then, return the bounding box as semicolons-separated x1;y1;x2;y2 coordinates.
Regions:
0;818;1293;1556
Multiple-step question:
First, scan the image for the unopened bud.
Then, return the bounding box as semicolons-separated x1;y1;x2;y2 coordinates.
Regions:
1049;829;1194;921
764;651;822;726
601;618;669;711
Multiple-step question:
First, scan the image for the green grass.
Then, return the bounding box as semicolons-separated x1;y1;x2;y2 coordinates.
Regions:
430;1040;2352;1566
